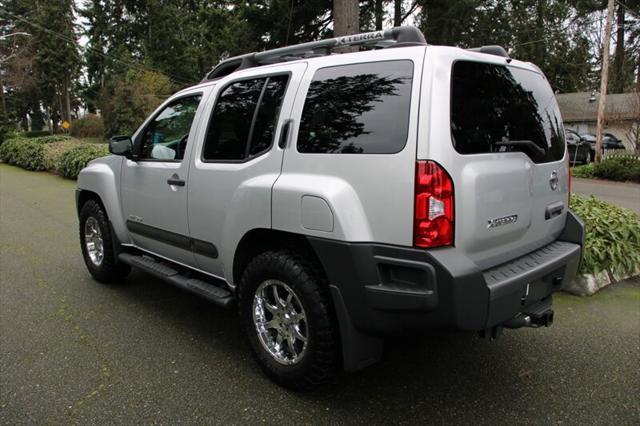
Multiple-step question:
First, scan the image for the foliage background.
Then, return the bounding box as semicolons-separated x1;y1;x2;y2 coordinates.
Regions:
571;194;640;277
1;0;639;139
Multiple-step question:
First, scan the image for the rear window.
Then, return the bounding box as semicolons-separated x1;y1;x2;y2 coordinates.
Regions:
297;60;413;154
450;61;565;163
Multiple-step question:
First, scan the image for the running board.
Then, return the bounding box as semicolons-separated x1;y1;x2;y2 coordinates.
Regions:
118;252;234;308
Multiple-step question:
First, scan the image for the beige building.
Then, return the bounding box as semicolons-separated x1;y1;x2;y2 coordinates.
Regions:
556;91;639;151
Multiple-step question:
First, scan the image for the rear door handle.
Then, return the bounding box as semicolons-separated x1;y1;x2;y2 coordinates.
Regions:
278;119;293;149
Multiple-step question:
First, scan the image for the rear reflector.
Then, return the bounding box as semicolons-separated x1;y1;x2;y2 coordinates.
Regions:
567;154;572;197
414;161;454;248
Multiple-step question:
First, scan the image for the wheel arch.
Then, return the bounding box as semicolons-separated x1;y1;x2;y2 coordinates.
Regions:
76;157;130;245
232;228;321;287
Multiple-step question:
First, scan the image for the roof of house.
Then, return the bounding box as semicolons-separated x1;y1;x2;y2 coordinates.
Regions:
556;91;638;122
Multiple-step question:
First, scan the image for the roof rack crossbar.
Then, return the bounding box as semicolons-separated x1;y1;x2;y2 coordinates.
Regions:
204;26;426;81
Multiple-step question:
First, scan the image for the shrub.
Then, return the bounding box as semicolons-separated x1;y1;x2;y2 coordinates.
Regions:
70;114;105;138
571;194;640;276
0;135;72;171
42;140;83;170
0;138;47;170
24;130;52;138
57;144;109;179
571;163;595;178
592;156;640;183
27;134;71;144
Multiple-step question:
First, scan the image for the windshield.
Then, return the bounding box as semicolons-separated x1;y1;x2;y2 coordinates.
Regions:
450;61;565;164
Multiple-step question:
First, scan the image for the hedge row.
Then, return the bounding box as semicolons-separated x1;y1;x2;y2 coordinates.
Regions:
0;135;69;170
0;134;108;179
571;194;640;277
572;156;640;183
58;144;109;178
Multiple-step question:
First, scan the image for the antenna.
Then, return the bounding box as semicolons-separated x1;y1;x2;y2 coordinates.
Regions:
203;26;426;81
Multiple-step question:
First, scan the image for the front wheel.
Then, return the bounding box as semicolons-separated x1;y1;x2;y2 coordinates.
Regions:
79;199;130;283
239;250;340;390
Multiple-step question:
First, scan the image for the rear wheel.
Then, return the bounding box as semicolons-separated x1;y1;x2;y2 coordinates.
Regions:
79;199;130;283
239;250;340;390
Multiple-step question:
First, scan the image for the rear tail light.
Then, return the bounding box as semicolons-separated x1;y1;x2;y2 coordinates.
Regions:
414;161;454;248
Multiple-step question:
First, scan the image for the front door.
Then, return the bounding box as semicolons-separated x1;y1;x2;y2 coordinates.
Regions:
120;93;204;266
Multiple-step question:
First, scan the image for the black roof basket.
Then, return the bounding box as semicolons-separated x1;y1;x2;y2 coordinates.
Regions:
203;26;426;81
466;45;510;58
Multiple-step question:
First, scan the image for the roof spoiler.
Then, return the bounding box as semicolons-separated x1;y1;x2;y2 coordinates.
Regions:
203;26;426;81
467;45;510;58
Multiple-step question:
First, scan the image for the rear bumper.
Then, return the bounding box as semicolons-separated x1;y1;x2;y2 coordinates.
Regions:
309;210;584;370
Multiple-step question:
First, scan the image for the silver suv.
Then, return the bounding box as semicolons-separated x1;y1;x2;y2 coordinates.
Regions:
76;27;584;389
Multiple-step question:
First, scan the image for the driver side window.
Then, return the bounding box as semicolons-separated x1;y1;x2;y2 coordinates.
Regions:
138;95;202;161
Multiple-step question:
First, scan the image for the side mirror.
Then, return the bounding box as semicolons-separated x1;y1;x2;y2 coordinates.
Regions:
109;136;134;158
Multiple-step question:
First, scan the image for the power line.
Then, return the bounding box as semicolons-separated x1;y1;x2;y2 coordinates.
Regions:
0;7;194;86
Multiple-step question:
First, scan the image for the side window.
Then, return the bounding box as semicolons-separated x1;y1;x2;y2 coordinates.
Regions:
202;74;289;161
139;95;202;161
297;60;414;154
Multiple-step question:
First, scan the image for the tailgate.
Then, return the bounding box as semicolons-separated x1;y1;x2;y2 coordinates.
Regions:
447;60;569;268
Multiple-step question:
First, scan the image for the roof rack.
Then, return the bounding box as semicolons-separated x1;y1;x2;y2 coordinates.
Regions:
466;45;510;58
203;26;426;81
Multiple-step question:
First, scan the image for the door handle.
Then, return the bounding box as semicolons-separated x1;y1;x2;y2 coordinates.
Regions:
278;119;293;149
545;201;564;220
167;177;185;187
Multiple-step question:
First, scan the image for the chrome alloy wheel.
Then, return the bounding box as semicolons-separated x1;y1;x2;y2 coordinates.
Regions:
84;217;104;266
253;280;308;365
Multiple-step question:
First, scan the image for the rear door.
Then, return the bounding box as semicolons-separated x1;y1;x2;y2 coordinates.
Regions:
187;63;307;278
421;55;569;269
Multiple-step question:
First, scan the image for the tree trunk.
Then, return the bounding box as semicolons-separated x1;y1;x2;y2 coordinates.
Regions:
611;5;625;93
0;79;6;115
595;0;615;164
64;75;72;124
334;0;360;37
535;0;546;63
45;106;53;135
334;0;360;52
394;0;402;27
375;0;383;30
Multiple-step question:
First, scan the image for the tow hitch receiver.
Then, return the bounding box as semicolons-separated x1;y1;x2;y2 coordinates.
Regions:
480;297;554;339
504;297;554;329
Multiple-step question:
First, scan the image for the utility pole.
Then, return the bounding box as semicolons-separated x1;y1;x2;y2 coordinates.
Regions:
595;0;615;164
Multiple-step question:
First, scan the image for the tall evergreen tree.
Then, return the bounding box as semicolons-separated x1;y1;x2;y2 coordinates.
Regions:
31;0;80;127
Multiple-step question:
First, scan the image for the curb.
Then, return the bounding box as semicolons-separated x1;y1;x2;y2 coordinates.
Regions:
563;269;640;296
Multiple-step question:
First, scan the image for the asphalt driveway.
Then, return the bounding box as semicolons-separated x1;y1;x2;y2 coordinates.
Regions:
572;177;640;213
1;164;639;425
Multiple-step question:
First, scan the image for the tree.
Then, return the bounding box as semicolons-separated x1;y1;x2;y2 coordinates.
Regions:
30;0;80;130
334;0;359;37
100;69;173;136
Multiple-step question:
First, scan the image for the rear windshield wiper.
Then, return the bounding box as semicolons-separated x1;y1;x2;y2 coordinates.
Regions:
493;140;546;160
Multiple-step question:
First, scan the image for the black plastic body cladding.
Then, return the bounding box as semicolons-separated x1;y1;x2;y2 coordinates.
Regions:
308;210;585;371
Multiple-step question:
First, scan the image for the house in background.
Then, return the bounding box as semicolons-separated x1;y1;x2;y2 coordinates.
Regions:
556;91;639;151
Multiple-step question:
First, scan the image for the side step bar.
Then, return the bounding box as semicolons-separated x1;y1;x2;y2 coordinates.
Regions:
118;253;234;308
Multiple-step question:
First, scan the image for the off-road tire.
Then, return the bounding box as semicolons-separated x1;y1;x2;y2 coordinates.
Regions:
79;199;130;283
239;250;340;390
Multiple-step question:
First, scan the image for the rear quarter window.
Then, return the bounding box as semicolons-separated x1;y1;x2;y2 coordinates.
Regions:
450;61;565;164
297;60;414;154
